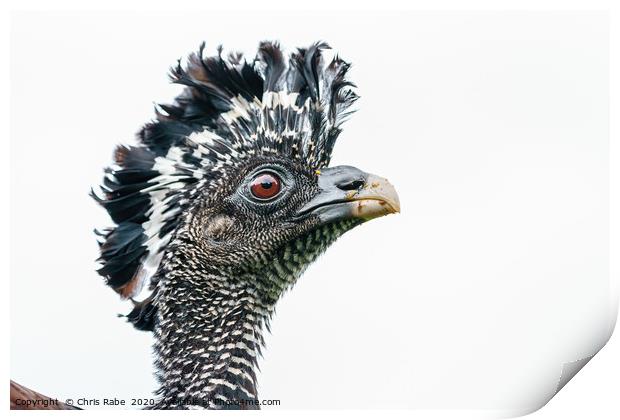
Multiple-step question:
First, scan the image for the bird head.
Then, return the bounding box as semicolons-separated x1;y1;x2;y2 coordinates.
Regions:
172;156;399;305
93;41;400;328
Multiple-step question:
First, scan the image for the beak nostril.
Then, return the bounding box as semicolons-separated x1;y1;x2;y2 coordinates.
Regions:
337;179;365;191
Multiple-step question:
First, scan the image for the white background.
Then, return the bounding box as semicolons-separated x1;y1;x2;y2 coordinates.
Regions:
7;3;616;419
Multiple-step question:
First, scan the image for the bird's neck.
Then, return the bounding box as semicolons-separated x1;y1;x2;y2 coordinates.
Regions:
152;274;273;410
149;221;337;409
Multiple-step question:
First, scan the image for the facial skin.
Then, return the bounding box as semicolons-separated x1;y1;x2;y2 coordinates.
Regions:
185;156;322;273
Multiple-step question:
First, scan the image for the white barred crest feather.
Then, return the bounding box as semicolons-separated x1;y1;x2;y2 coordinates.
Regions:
92;41;358;312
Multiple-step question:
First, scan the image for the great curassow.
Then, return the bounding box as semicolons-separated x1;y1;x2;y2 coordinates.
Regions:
11;41;400;409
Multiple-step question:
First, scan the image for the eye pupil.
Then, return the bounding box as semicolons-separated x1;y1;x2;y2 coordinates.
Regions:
250;172;281;200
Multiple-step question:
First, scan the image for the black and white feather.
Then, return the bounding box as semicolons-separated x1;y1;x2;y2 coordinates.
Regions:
92;41;358;312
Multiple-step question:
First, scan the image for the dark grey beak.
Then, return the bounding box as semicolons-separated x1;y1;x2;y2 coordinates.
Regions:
295;165;400;224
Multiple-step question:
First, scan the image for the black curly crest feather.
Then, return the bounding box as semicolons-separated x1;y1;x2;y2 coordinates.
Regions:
92;41;358;316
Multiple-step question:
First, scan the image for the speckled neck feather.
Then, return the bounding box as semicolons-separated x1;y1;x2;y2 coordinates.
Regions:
150;220;356;409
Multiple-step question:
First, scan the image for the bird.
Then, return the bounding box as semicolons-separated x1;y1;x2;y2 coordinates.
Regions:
10;41;400;410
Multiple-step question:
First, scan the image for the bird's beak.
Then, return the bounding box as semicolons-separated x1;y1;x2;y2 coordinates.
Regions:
295;165;400;224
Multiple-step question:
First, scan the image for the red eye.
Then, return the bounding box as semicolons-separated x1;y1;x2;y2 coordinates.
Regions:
250;172;281;200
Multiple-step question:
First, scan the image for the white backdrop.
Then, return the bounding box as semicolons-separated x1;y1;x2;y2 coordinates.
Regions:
10;10;611;416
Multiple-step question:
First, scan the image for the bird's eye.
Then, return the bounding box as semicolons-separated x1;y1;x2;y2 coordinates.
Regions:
249;172;282;200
